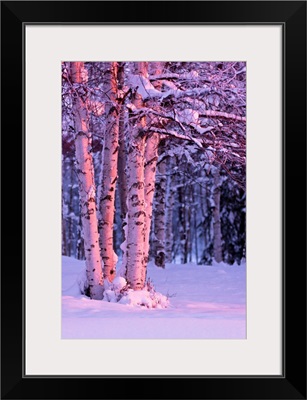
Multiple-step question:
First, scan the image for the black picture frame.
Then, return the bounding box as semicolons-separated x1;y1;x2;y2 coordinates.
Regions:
1;1;306;399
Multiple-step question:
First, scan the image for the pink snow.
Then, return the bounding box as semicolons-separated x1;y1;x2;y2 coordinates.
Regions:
62;256;246;339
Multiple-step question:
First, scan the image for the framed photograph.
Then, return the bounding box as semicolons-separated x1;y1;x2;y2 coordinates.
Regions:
1;1;306;399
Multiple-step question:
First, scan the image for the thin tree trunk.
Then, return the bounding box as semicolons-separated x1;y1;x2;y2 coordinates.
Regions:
212;166;223;263
67;159;75;257
144;62;164;265
125;62;147;290
165;166;175;263
193;187;199;264
178;184;188;264
62;187;67;256
144;132;159;264
71;61;104;299
154;153;167;268
117;62;128;239
187;184;192;263
98;62;119;282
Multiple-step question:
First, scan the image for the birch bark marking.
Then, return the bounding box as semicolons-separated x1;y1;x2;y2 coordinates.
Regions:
98;62;119;282
125;62;147;290
144;62;164;264
117;63;128;238
212;166;223;263
117;63;129;277
143;132;159;264
154;154;167;268
71;62;104;299
165;160;175;262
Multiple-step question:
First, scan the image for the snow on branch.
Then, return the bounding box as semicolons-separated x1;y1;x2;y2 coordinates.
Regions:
190;124;215;135
149;70;199;82
147;127;203;148
127;104;244;135
129;73;211;101
200;110;246;122
149;73;180;81
128;74;161;100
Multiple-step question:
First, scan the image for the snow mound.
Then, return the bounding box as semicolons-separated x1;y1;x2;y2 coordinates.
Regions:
104;276;169;308
112;276;127;291
74;269;169;309
103;289;118;303
118;289;169;309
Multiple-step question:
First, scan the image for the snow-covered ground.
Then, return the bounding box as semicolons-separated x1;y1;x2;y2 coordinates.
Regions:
62;256;246;339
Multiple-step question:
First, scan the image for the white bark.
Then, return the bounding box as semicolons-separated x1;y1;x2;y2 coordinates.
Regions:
117;63;128;235
143;132;159;263
143;62;164;264
154;156;167;268
165;165;175;263
71;62;104;299
75;132;104;298
125;62;147;290
116;63;129;277
98;62;119;282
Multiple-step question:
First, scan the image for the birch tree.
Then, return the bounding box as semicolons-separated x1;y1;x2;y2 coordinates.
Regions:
143;131;159;264
117;62;128;239
143;62;165;264
165;158;175;262
124;62;148;290
98;62;119;282
153;151;167;267
71;62;104;299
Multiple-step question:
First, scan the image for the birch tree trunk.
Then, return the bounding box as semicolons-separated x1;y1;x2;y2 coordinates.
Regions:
153;153;167;268
212;166;223;263
117;62;128;238
143;62;164;264
125;62;147;290
165;164;175;263
143;132;159;264
71;61;104;299
67;158;75;257
98;62;119;282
